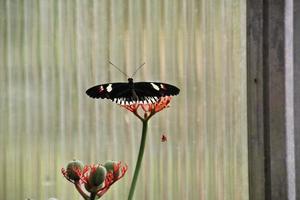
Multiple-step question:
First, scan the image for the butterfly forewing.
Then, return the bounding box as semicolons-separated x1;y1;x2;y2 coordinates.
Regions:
86;83;130;99
134;82;180;97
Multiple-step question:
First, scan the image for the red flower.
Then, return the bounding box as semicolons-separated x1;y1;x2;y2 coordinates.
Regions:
161;134;167;142
62;161;127;199
121;96;172;121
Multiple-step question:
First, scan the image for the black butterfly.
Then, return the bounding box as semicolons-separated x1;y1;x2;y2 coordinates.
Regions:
86;78;180;105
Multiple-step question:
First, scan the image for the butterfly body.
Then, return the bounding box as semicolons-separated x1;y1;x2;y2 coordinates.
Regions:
86;78;180;105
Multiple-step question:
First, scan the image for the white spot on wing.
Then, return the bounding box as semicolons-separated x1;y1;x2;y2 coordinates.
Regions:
106;84;112;92
160;84;166;89
150;97;156;103
150;83;160;91
99;85;104;92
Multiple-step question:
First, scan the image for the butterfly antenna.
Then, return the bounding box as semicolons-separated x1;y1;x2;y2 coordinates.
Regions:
108;61;129;78
132;62;145;77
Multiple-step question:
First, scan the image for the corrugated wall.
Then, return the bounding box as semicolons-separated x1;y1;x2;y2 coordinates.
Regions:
0;0;247;199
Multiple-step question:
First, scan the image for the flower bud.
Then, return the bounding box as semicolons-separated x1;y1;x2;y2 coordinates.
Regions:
104;160;119;178
84;181;104;193
89;165;107;187
66;160;84;181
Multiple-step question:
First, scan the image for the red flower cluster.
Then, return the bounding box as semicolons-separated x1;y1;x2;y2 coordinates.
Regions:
161;134;167;142
121;96;172;121
62;160;127;199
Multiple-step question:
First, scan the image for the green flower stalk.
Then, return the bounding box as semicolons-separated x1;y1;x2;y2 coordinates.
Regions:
120;96;172;200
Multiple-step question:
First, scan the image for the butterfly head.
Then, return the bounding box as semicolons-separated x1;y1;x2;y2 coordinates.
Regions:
128;78;133;83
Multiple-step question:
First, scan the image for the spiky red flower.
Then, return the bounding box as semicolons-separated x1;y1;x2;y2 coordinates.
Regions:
121;96;172;121
161;134;167;142
62;161;127;199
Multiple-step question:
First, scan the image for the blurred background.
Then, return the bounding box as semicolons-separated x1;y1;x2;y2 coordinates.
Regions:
0;0;247;199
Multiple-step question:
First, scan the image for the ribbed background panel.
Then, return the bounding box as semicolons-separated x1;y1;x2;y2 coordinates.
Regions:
0;0;247;199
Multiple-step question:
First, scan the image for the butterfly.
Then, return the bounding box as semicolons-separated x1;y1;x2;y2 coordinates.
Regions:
86;78;180;105
86;62;180;105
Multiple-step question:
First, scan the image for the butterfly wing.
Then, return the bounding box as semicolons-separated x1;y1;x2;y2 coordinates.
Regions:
133;82;180;97
86;83;131;99
86;81;180;104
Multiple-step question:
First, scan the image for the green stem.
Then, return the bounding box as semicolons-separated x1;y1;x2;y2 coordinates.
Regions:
127;120;148;200
75;183;89;200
